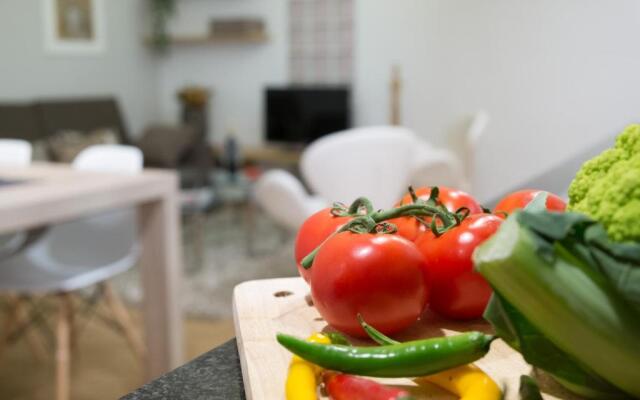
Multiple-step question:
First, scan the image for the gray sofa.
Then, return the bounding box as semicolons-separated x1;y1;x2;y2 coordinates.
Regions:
0;98;129;144
0;97;213;187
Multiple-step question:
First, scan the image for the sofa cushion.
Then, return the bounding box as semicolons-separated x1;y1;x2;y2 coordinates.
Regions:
48;128;120;163
137;125;198;168
36;98;130;144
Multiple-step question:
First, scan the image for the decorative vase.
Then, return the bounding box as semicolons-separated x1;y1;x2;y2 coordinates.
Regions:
177;86;211;140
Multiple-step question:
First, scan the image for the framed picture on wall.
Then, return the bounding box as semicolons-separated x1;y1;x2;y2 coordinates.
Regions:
42;0;106;54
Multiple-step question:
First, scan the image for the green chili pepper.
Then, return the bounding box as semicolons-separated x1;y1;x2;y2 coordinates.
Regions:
325;332;351;346
276;331;495;378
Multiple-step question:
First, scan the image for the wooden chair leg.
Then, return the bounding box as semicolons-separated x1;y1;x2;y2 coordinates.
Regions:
194;212;205;271
66;294;78;351
0;295;20;363
56;293;73;400
101;282;147;365
14;296;48;362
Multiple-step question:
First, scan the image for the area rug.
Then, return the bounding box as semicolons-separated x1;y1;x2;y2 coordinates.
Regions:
114;206;299;319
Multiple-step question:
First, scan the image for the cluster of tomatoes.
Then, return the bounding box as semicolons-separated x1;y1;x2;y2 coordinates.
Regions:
294;187;566;338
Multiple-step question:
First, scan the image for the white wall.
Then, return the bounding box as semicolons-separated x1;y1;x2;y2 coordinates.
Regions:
0;0;158;137
157;0;288;145
355;0;640;201
3;1;637;199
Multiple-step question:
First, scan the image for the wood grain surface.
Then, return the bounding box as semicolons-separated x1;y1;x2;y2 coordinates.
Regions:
0;162;184;379
233;277;580;400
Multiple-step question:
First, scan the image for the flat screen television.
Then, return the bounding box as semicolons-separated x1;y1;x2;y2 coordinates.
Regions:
265;86;350;144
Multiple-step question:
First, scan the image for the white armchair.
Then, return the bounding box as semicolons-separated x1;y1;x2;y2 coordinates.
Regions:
254;126;470;231
300;126;420;209
409;142;467;191
253;169;327;231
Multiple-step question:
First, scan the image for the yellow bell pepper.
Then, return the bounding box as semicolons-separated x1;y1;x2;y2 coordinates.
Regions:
417;364;501;400
285;333;331;400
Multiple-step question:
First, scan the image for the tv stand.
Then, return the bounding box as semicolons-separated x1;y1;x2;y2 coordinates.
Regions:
243;144;302;168
211;143;302;169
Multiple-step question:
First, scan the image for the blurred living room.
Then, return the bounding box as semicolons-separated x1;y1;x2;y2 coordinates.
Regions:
0;0;639;399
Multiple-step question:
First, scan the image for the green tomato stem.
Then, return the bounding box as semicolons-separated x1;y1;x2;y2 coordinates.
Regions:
301;202;457;269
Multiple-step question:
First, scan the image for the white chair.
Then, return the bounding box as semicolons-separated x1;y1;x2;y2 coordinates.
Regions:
300;126;420;209
0;139;33;259
463;110;490;191
408;142;467;191
0;139;32;167
254;126;467;231
0;144;145;400
410;111;489;192
73;144;142;174
253;169;327;231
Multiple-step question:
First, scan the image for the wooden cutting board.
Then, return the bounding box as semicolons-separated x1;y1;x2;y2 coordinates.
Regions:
233;277;580;400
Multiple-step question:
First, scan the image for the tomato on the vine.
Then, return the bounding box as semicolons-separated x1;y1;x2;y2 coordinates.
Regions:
415;214;502;320
294;208;351;282
494;189;566;217
310;232;429;337
391;187;484;241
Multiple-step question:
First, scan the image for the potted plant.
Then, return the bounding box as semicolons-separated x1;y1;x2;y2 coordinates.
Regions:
149;0;176;52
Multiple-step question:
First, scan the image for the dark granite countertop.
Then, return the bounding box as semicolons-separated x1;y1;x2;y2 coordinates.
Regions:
121;339;246;400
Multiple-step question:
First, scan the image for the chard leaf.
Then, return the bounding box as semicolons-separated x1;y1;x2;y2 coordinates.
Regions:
523;192;549;212
587;245;640;315
519;376;544;400
583;224;640;314
517;211;593;242
482;210;640;398
484;293;518;348
484;293;621;396
518;211;640;316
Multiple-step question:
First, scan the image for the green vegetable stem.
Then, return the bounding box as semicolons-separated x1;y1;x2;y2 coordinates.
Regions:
300;187;464;269
276;331;495;378
474;209;640;398
357;313;400;346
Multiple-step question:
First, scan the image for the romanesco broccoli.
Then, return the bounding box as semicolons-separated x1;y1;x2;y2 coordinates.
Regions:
568;124;640;242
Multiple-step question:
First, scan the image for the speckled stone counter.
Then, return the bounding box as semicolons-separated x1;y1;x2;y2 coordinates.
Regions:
121;339;246;400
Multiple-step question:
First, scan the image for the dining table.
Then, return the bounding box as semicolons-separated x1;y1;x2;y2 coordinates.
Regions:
0;162;184;380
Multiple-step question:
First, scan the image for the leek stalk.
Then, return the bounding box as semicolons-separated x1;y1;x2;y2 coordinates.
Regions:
474;211;640;398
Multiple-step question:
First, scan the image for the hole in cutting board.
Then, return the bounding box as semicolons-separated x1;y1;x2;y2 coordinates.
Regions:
274;290;293;298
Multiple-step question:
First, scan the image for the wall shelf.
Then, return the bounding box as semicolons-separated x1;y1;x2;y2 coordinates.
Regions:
148;32;269;47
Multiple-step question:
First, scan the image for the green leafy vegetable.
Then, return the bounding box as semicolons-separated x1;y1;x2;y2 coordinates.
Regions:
484;293;627;399
516;210;640;315
519;375;543;400
474;209;640;398
522;191;549;212
568;124;640;242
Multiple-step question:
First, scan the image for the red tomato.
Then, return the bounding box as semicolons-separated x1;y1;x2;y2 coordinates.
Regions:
389;217;425;242
294;208;351;282
311;232;429;337
415;214;502;320
494;189;566;217
391;187;484;241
